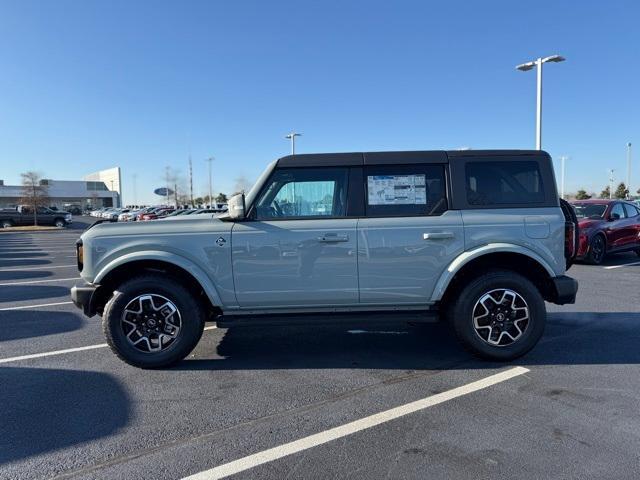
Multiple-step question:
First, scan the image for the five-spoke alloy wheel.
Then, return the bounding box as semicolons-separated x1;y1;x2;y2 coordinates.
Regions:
472;289;530;347
121;294;182;353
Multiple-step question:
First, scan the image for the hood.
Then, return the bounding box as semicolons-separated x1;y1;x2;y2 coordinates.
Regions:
81;214;229;242
578;218;602;230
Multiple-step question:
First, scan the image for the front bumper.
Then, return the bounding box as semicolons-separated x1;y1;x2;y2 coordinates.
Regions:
70;282;99;317
549;275;578;305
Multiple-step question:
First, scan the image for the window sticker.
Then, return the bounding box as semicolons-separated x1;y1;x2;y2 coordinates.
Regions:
367;174;426;205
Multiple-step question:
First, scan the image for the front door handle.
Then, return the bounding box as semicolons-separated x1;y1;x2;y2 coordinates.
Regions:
317;234;349;243
423;232;454;240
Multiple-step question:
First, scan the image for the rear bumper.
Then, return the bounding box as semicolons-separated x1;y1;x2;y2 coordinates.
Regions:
549;275;578;305
70;282;99;317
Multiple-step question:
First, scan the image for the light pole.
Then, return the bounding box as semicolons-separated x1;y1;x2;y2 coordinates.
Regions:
516;55;566;150
627;142;632;198
285;132;302;155
205;157;214;207
559;156;568;199
609;169;615;199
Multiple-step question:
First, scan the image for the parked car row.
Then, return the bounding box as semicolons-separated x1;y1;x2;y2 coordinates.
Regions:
88;205;227;222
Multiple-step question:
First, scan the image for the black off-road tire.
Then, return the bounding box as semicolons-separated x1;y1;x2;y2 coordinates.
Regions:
446;270;546;361
1;220;13;228
103;275;205;369
54;218;66;228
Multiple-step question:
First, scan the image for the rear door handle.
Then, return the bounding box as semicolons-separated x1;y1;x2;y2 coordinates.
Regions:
423;232;454;240
317;234;349;243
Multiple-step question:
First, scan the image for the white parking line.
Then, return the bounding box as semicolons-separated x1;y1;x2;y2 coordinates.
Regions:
0;277;80;286
0;264;77;272
604;261;640;270
0;325;217;364
0;344;109;364
181;367;530;480
0;301;74;311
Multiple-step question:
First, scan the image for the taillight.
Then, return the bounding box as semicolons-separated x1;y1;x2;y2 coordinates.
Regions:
565;221;576;259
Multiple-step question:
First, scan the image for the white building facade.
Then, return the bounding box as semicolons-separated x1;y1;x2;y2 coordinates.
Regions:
0;167;121;210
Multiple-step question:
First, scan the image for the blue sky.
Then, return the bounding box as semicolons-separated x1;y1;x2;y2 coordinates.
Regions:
1;0;638;203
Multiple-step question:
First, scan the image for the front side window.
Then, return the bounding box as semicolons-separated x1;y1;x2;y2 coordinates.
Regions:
364;165;447;217
466;161;544;206
254;168;348;220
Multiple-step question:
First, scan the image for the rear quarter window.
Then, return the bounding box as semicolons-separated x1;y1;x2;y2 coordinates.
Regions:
465;161;545;206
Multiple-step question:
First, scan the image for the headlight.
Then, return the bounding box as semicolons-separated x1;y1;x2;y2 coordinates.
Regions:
65;214;72;220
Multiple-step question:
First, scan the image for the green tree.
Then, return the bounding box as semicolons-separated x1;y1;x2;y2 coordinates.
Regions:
194;197;204;206
599;186;610;199
215;193;228;204
614;182;629;199
575;189;591;200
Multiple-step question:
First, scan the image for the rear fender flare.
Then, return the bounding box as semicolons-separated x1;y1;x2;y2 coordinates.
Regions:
430;243;556;302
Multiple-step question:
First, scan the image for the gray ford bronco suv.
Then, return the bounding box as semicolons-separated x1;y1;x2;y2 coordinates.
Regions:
71;150;578;368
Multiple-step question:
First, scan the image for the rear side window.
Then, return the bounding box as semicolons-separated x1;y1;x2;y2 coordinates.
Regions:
624;203;639;218
610;203;626;219
465;161;545;206
364;165;447;217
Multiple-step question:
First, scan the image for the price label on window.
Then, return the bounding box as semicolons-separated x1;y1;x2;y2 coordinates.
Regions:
367;174;427;205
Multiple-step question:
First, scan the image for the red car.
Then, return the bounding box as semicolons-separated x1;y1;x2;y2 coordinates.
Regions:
141;208;175;221
571;199;640;264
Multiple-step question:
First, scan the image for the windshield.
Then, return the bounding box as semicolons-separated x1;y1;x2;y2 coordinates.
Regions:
573;203;607;219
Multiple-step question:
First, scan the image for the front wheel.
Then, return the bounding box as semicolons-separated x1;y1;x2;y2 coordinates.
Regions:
103;275;205;368
447;270;546;361
54;218;66;228
1;220;13;228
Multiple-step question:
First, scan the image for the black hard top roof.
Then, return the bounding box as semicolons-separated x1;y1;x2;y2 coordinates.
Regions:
276;150;546;167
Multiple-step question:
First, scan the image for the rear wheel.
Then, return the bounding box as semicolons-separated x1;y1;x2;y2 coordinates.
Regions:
1;220;13;228
103;275;205;368
447;270;546;361
586;234;606;265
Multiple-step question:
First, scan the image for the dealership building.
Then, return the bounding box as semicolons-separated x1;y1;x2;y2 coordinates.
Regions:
0;167;122;210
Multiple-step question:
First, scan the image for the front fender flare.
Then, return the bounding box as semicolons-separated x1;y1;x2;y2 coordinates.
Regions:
430;243;556;302
94;250;223;307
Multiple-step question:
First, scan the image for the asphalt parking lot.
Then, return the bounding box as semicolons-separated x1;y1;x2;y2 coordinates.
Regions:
1;219;640;480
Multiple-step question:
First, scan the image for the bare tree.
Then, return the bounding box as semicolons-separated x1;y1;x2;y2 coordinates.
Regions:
20;171;49;226
233;175;253;196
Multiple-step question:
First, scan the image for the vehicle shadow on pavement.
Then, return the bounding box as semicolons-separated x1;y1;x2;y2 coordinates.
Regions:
177;322;471;371
0;285;71;303
0;367;130;465
176;311;640;370
0;310;85;342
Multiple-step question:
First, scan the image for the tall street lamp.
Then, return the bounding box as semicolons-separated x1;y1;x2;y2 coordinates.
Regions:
285;132;302;155
516;55;566;150
205;157;214;207
559;155;568;199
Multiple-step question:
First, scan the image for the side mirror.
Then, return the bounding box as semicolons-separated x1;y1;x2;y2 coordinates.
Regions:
609;213;620;221
227;193;246;220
